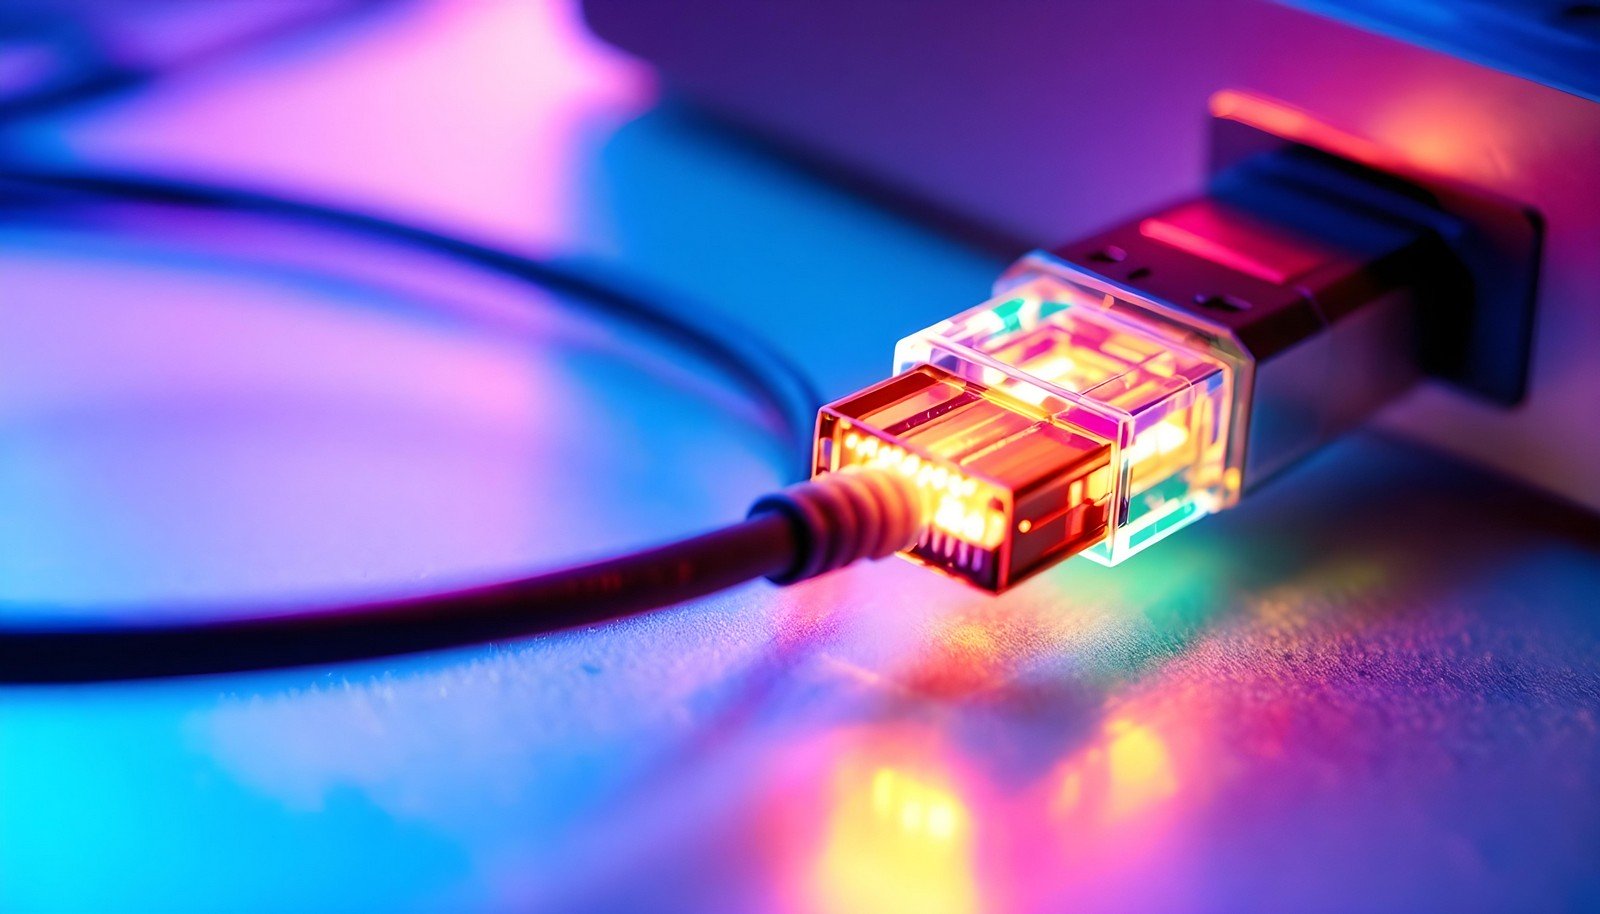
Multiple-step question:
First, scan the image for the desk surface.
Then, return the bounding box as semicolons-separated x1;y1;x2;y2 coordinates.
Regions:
2;3;1598;912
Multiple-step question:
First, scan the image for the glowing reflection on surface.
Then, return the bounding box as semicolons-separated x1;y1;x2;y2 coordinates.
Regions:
812;758;978;914
772;729;981;914
777;709;1197;914
1021;705;1207;914
1052;715;1179;826
1213;88;1517;201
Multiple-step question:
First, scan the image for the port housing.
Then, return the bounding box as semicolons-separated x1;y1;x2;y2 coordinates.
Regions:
1207;91;1542;405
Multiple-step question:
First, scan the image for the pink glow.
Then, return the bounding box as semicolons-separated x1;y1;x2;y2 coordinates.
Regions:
40;0;656;248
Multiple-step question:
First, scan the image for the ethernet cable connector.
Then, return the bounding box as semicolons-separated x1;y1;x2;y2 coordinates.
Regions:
815;143;1481;591
819;266;1242;591
816;363;1118;590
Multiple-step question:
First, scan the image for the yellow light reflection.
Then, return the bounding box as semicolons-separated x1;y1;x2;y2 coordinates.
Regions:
1052;715;1179;825
812;761;978;914
1102;719;1179;819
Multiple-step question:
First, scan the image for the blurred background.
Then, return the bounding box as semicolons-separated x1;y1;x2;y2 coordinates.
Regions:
1;2;1597;912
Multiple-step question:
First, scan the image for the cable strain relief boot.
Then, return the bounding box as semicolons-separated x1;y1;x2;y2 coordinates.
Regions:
748;467;923;584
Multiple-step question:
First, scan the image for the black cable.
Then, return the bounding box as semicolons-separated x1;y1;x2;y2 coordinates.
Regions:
0;164;836;684
1;512;800;683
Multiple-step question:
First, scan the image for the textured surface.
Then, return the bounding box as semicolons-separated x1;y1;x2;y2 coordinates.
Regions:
2;3;1598;912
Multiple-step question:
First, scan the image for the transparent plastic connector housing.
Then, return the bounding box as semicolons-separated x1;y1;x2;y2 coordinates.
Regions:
899;267;1244;566
814;260;1247;589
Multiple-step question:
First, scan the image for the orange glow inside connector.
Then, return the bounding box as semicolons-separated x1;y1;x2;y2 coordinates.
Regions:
893;271;1240;568
981;312;1225;501
815;365;1114;591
